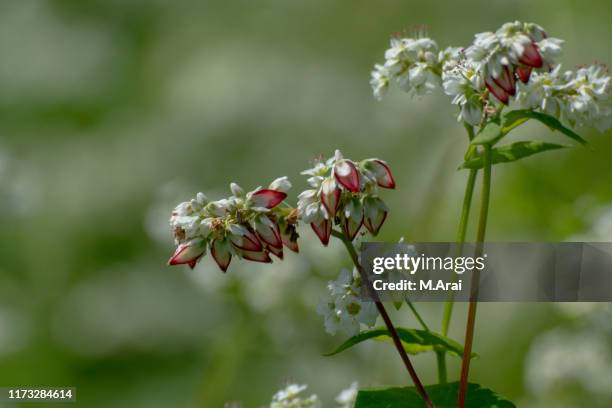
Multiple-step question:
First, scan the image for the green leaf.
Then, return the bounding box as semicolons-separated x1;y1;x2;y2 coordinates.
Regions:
471;122;503;145
471;109;587;146
461;141;568;170
506;110;587;145
324;327;476;358
355;382;516;408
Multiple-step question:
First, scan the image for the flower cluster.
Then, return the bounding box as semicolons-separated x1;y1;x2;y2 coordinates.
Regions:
317;268;378;336
298;150;395;245
465;21;563;103
168;178;299;272
370;35;457;100
371;21;611;131
270;384;320;408
268;382;358;408
517;64;611;131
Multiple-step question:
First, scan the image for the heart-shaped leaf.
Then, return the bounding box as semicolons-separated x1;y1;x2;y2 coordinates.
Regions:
355;382;516;408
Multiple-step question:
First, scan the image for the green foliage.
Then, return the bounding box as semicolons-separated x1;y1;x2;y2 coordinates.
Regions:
471;110;587;146
461;141;568;169
324;327;476;357
355;382;516;408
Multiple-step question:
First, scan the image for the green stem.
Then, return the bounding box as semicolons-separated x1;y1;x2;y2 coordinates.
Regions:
437;124;478;384
406;299;429;331
330;229;435;408
458;144;493;408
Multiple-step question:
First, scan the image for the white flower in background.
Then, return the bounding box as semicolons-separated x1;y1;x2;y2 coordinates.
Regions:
298;150;395;245
270;383;320;408
526;329;612;400
317;268;378;336
335;382;359;408
168;178;299;271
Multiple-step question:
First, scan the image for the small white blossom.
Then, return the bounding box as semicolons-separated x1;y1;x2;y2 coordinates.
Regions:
371;36;442;99
317;268;378;336
335;382;359;408
442;55;486;125
270;383;320;408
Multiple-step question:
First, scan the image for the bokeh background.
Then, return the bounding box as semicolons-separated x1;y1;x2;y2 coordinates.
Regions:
1;0;611;406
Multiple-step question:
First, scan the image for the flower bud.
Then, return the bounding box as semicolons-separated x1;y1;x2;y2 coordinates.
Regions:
280;223;299;253
253;215;283;248
485;77;510;104
519;42;543;68
211;238;232;272
311;218;331;246
334;160;360;193
249;189;287;209
268;176;292;193
196;192;208;205
230;182;245;197
516;66;532;83
267;244;284;259
492;65;516;95
168;238;207;269
342;197;364;241
239;248;272;263
228;224;263;252
363;159;396;189
320;178;341;218
363;196;388;236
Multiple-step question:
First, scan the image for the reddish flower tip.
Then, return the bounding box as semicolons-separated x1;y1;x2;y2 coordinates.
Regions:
516;66;533;84
342;212;364;241
211;240;232;272
371;160;396;189
493;65;516;96
334;160;360;192
311;219;331;246
486;78;510;105
168;239;206;268
364;210;388;236
267;245;284;260
250;189;287;209
230;229;263;252
519;43;543;68
241;249;272;263
321;182;341;218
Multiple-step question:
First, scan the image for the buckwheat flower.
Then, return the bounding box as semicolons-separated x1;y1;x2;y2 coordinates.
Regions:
370;64;390;101
466;21;563;104
442;56;486;125
298;150;395;244
317;268;378;336
270;383;320;408
336;382;359;408
517;64;612;131
168;178;298;272
371;35;442;98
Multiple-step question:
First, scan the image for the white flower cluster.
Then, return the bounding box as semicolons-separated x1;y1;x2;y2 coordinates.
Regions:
517;64;612;131
298;150;395;245
270;384;320;408
317;268;378;336
370;35;457;100
268;382;358;408
371;21;611;131
168;178;299;272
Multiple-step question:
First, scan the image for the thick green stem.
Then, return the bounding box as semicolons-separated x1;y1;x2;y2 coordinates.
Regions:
458;144;492;408
331;229;434;408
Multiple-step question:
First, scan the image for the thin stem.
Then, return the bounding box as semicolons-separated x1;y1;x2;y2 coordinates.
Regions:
406;299;429;331
331;229;434;408
458;144;492;408
437;124;478;384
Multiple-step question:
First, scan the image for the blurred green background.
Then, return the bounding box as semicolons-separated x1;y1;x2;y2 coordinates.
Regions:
1;0;611;406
